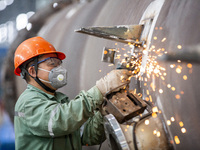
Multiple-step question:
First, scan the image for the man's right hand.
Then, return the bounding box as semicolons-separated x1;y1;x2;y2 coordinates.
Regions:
96;69;132;96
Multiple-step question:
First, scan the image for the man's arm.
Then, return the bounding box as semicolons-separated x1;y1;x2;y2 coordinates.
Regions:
24;69;131;138
24;86;103;137
81;110;106;146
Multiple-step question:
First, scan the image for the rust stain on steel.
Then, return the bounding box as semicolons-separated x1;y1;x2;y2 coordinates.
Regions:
105;90;147;123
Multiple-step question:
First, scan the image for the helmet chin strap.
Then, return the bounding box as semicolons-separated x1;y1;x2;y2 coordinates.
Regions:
22;57;55;93
34;77;55;93
33;57;55;93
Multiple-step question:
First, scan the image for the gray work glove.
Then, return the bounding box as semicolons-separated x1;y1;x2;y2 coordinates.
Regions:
96;69;132;96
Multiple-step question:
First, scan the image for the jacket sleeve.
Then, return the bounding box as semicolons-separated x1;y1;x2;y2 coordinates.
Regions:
24;86;103;137
81;111;106;146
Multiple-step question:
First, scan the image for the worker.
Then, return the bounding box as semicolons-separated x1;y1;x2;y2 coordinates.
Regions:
14;36;131;150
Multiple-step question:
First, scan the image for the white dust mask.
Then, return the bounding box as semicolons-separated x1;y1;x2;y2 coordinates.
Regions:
38;66;67;89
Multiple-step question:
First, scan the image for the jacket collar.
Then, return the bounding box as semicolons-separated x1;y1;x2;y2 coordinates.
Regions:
27;84;68;101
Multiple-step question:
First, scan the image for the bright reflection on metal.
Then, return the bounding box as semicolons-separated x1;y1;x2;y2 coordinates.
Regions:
26;23;32;31
53;3;58;8
16;13;28;31
0;0;6;11
0;24;7;43
5;0;14;5
66;8;78;19
27;11;35;19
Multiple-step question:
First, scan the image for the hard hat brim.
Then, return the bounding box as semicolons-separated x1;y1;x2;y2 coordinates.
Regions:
14;51;66;76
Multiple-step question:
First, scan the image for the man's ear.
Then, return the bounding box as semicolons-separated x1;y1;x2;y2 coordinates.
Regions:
28;66;36;77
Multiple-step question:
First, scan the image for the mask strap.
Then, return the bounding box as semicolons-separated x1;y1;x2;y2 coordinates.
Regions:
33;57;55;93
38;67;51;73
39;78;51;84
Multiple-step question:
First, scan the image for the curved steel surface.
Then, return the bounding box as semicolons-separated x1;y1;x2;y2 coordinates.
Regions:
4;0;200;149
135;115;170;150
104;114;130;150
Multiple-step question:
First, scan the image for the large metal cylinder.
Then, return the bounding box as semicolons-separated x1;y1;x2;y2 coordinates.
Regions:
104;114;171;150
2;0;200;149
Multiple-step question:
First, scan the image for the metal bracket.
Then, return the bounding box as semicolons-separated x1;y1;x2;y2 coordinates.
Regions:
105;89;147;123
75;24;144;44
101;47;116;64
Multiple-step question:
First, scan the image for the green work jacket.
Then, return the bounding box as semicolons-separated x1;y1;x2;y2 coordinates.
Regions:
14;84;105;150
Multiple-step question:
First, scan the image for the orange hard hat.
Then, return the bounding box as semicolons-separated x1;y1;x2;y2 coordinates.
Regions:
14;36;66;76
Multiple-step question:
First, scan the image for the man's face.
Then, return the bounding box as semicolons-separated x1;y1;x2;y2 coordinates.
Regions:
37;53;62;90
